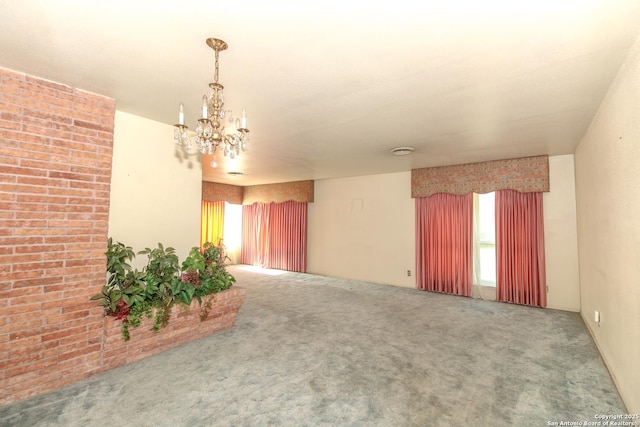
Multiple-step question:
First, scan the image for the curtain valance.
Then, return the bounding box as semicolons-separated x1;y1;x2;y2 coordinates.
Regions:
242;180;314;205
411;155;549;198
202;182;244;204
202;180;314;205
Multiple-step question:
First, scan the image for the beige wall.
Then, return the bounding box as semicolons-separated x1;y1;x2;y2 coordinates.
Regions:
544;155;581;312
308;172;415;287
108;111;202;269
307;160;580;306
574;35;640;412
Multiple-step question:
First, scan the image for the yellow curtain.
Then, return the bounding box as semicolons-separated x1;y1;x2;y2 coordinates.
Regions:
201;201;225;248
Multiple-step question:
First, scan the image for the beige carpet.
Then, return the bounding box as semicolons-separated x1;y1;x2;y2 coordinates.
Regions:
0;265;625;426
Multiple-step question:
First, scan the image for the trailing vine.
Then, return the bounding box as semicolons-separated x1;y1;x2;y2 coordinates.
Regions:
199;295;215;322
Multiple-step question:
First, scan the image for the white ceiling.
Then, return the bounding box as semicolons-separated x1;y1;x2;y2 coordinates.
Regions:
1;0;639;185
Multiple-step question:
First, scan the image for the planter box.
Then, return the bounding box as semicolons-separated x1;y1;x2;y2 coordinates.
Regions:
101;286;246;370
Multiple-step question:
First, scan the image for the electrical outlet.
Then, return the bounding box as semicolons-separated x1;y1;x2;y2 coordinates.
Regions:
594;310;600;324
407;270;411;277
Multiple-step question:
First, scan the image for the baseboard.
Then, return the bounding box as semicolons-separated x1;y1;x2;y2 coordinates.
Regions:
546;303;580;312
580;311;630;413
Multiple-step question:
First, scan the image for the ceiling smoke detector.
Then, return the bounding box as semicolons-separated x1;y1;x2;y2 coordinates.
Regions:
228;171;243;177
390;146;415;156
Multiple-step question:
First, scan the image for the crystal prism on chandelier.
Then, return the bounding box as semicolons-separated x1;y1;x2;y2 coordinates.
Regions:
173;37;250;168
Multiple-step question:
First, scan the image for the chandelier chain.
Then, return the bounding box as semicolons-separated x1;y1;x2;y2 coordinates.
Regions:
214;47;220;85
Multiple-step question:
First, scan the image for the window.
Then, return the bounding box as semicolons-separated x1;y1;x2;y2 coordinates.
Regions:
223;202;242;251
221;202;242;264
473;192;496;286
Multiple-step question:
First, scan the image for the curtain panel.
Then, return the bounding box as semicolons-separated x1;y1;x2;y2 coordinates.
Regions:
415;193;473;296
241;201;308;272
495;190;546;307
201;201;225;248
411;155;549;198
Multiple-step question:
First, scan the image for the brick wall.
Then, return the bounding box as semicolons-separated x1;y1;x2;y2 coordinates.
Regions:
0;67;116;405
101;287;246;370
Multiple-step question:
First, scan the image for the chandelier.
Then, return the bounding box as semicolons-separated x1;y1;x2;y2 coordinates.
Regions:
174;37;249;168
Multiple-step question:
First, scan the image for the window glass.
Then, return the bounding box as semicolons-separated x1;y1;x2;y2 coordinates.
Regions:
475;192;496;286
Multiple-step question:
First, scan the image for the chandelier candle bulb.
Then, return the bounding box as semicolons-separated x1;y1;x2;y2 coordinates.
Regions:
178;103;184;125
241;108;247;129
201;95;208;119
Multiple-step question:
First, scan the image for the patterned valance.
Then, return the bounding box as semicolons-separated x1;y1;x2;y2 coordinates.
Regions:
411;155;549;198
202;182;243;204
242;180;314;205
202;180;314;205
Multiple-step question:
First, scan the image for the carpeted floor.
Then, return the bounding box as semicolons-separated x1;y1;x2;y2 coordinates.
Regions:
0;265;626;426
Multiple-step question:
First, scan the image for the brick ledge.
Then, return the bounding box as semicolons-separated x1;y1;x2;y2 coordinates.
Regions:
100;286;246;371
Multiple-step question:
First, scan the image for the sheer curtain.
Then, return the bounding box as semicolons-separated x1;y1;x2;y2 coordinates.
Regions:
495;190;546;307
241;201;307;272
241;202;270;267
416;193;473;296
200;201;225;248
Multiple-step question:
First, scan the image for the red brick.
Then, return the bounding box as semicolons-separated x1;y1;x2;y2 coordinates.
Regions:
20;156;70;171
8;338;59;359
17;80;61;98
13;228;66;238
1;367;39;391
58;343;101;362
62;301;97;313
11;260;63;272
0;128;51;145
53;138;99;153
14;244;65;254
1;252;44;264
24;91;74;109
59;330;99;347
12;279;64;295
0;155;19;167
6;292;47;306
5;356;58;379
47;170;95;182
0;219;48;229
15;193;68;204
3;303;42;316
8;324;51;341
0;165;48;178
1;316;41;333
41;325;87;342
6;334;42;349
0;118;21;131
22;107;73;124
45;310;90;325
64;258;102;268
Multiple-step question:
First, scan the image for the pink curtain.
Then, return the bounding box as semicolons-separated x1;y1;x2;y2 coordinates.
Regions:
415;193;473;296
241;201;307;272
495;190;546;307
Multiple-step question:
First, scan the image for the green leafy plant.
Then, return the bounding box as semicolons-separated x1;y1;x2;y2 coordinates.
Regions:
92;238;236;341
137;243;181;329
